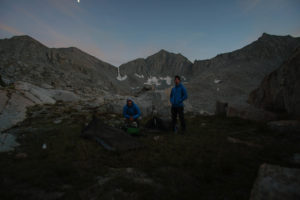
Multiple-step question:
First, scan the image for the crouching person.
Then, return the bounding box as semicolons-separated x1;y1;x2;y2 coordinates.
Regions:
123;98;141;128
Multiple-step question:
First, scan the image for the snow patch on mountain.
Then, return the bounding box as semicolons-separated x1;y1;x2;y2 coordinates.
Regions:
134;73;144;78
159;76;172;85
144;76;160;86
117;75;127;81
144;76;172;86
214;79;222;84
116;67;127;81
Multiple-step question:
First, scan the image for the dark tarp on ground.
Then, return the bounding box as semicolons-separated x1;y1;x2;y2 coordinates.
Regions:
81;116;142;151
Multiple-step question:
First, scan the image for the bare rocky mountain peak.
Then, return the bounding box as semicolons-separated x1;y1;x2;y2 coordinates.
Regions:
150;49;187;59
1;33;300;123
259;32;294;41
10;35;43;43
0;35;126;96
119;48;192;86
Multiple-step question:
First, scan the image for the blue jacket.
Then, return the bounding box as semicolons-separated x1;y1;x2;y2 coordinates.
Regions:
170;83;188;107
123;100;141;119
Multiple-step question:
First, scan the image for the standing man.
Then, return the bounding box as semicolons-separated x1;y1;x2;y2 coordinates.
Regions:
170;75;188;133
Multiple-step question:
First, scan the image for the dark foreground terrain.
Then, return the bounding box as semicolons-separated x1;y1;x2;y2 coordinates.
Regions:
0;103;299;200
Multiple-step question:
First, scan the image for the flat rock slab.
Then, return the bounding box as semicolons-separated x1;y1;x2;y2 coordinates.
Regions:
227;104;278;122
0;92;35;132
268;120;300;133
227;136;262;148
0;133;20;152
250;163;300;200
81;116;142;152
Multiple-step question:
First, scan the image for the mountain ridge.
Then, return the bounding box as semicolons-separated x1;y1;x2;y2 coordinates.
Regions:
2;33;300;69
1;32;300;120
0;35;128;95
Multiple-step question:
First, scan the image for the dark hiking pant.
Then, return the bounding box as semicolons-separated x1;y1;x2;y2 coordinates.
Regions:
171;106;186;131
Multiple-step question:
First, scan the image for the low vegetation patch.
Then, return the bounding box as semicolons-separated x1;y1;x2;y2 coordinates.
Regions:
1;104;299;200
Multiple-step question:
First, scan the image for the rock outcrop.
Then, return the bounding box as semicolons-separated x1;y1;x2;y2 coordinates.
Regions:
0;90;35;132
0;35;129;95
188;33;300;114
248;47;300;118
0;81;81;133
267;120;300;133
250;163;300;200
119;49;192;90
119;33;300;115
0;133;20;152
226;104;278;122
1;33;300;127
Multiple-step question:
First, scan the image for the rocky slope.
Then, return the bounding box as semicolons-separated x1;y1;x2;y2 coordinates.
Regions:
248;47;300;118
0;35;130;133
186;33;300;113
0;81;84;133
117;33;300;114
0;35;129;96
1;33;300;133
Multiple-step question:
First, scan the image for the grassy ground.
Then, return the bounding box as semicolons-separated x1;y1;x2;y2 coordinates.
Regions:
0;105;299;200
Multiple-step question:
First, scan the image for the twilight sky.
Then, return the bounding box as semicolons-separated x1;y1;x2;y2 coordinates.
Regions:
0;0;299;66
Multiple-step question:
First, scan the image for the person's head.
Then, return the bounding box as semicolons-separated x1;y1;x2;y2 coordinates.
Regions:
127;99;133;107
174;75;181;86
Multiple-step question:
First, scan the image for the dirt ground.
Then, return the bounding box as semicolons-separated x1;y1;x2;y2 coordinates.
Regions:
1;104;300;200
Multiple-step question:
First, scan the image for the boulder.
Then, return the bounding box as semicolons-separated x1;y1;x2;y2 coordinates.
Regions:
15;81;56;104
134;85;153;96
249;47;300;118
215;100;228;116
0;81;83;133
49;89;80;102
0;92;34;132
267;120;300;133
0;133;20;152
227;136;262;148
250;163;300;200
226;104;278;122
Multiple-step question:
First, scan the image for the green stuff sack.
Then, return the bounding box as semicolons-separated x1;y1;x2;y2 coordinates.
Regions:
127;127;140;135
